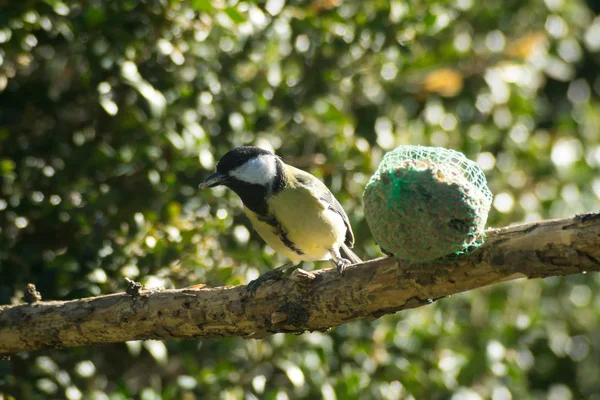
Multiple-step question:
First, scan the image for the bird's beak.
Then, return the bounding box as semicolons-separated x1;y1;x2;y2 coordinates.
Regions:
199;172;229;189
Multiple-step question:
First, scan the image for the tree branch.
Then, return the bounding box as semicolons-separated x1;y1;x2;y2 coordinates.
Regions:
2;212;600;356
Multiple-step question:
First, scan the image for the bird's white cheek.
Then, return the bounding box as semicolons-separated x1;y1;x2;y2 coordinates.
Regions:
230;155;277;186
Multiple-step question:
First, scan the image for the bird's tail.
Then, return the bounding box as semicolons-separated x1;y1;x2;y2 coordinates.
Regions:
341;243;362;265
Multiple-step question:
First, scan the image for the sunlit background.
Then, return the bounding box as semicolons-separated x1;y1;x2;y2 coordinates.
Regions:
1;0;600;398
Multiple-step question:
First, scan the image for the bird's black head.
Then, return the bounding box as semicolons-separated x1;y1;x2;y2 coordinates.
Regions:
215;146;274;174
199;146;283;214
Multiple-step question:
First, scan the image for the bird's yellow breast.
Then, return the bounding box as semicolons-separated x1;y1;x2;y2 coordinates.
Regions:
244;185;346;264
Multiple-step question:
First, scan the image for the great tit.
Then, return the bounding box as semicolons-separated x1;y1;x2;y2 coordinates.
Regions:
199;146;361;288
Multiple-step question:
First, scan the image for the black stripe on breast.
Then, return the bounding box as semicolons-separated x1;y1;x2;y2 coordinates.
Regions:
257;213;304;256
226;180;270;215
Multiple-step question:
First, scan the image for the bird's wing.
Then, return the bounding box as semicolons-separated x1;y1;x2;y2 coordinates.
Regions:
292;167;355;248
320;189;355;248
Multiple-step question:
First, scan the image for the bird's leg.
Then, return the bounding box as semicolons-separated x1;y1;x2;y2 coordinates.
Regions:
329;248;351;274
248;262;299;294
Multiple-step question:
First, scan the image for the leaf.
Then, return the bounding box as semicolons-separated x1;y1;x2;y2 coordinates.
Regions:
424;14;436;27
191;0;213;13
0;159;15;172
84;7;106;26
225;7;246;24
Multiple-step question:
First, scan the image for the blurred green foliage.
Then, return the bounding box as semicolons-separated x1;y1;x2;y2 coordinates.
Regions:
1;0;600;398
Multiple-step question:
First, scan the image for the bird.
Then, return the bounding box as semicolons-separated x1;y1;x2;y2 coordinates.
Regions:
199;146;361;290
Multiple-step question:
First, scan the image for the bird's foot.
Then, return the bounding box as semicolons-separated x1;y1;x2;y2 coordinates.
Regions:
248;269;284;294
332;257;352;274
247;262;298;294
329;248;353;274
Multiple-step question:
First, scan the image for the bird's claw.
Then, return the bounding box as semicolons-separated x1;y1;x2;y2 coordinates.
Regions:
247;269;285;294
334;257;352;274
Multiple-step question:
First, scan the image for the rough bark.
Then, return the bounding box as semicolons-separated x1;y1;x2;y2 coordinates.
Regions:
1;212;599;356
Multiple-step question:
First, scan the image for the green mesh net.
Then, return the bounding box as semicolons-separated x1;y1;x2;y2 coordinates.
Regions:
363;145;493;263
